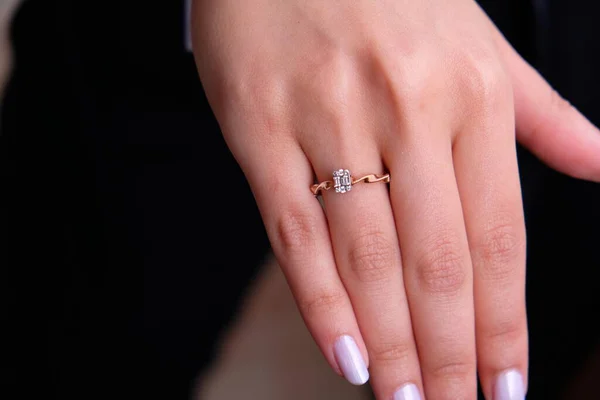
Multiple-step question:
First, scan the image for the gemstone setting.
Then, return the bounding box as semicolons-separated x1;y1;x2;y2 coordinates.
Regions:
333;169;352;193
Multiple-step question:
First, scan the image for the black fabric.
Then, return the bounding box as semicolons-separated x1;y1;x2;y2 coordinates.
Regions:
482;1;600;398
2;1;270;399
1;1;599;399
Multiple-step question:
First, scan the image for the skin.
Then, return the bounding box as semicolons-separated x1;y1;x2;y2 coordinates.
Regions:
191;0;600;399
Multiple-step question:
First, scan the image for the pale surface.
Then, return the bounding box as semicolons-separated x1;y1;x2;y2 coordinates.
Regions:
0;0;19;99
194;255;372;400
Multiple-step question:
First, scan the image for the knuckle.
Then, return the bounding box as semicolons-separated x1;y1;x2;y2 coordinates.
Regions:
549;87;574;114
428;356;475;381
347;223;397;283
476;217;525;281
276;205;319;259
484;317;525;343
251;84;289;137
455;50;507;106
467;64;504;102
529;88;573;144
416;233;468;295
399;71;429;101
297;289;347;318
397;68;444;116
218;75;291;144
304;49;355;102
319;57;356;102
369;341;413;365
229;68;271;105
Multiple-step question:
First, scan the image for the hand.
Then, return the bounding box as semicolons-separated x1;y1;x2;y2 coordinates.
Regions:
191;0;600;398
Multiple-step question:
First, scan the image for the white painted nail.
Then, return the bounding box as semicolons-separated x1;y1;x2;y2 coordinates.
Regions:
495;369;525;400
333;335;369;385
392;383;421;400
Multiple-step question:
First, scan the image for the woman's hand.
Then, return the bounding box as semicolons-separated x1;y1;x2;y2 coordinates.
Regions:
191;1;600;399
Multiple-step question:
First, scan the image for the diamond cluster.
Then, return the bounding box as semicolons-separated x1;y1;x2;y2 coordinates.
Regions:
333;169;352;193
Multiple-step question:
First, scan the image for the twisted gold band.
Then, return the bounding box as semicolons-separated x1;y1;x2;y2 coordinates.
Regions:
311;169;390;196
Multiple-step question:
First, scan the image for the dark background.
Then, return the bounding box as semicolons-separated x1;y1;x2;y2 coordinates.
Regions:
1;0;599;399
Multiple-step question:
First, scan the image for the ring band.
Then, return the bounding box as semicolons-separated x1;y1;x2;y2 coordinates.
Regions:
311;169;390;196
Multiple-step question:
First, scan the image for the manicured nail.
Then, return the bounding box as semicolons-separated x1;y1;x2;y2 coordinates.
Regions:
392;383;421;400
333;335;369;385
494;369;525;400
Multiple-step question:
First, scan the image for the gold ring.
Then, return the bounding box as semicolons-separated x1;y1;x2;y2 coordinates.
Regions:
311;169;390;196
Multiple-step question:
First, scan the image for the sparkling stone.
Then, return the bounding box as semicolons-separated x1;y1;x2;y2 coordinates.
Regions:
342;173;351;186
333;169;352;194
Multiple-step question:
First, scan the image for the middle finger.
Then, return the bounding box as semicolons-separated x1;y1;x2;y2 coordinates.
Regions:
386;128;477;399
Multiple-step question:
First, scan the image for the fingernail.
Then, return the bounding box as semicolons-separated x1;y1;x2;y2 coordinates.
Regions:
333;335;369;385
392;383;421;400
494;369;525;400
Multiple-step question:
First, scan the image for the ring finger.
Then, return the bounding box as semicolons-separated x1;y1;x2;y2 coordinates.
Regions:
306;138;424;400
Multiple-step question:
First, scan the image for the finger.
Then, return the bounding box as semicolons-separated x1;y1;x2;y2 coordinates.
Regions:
237;136;371;386
453;76;528;400
492;22;600;182
386;132;477;399
306;142;424;399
